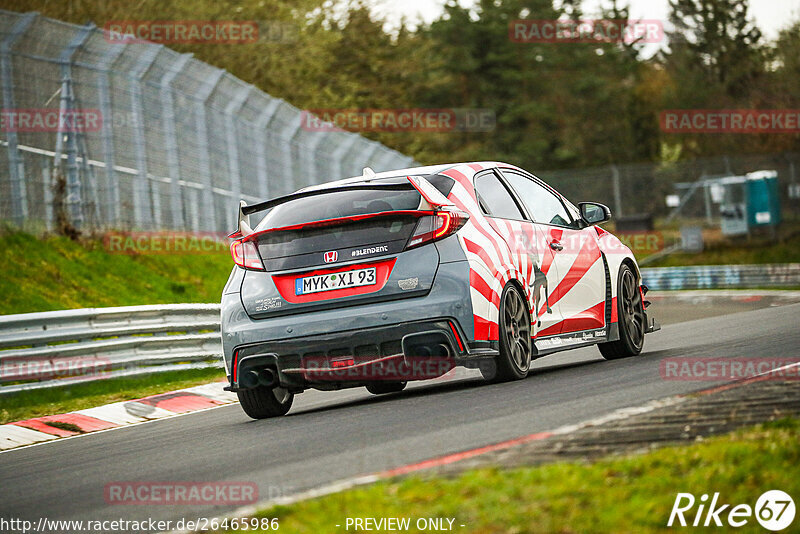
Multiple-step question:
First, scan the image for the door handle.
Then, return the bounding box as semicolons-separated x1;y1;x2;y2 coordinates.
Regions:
549;241;563;251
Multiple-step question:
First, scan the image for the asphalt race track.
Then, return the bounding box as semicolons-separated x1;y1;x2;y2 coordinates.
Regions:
1;301;799;527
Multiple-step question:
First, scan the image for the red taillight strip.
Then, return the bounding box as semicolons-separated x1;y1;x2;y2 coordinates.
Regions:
434;212;452;239
406;209;468;250
448;321;465;353
230;240;265;270
241;210;434;242
232;350;239;384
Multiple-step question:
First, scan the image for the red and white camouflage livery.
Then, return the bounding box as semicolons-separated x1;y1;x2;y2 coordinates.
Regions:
438;162;646;350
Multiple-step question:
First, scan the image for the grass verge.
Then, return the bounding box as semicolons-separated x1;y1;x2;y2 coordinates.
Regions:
646;232;800;266
0;367;226;424
255;419;799;533
0;229;232;315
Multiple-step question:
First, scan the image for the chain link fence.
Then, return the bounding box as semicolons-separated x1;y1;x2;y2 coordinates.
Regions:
538;152;800;222
2;12;797;236
0;11;416;235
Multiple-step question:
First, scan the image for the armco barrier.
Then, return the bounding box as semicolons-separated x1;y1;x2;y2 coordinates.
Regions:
0;304;223;393
641;264;800;290
2;264;798;392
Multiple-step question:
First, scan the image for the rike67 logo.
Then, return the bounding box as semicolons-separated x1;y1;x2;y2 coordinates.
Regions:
668;490;795;531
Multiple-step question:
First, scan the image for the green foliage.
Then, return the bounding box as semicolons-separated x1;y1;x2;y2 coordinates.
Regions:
0;0;797;170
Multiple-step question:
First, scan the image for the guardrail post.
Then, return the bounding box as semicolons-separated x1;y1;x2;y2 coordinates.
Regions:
128;45;161;228
224;84;251;228
254;98;282;200
53;23;95;231
160;53;192;230
0;12;37;226
95;41;126;227
192;69;223;231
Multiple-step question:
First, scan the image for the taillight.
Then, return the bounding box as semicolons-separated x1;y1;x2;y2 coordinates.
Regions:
406;210;468;249
230;239;265;270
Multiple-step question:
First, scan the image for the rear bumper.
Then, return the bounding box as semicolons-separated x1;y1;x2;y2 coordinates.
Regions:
229;319;469;391
221;260;476;389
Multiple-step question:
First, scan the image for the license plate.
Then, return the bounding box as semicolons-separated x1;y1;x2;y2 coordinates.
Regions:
295;267;377;295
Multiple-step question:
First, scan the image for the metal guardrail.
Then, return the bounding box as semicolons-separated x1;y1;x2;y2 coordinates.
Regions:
0;304;223;394
2;263;798;393
642;263;800;290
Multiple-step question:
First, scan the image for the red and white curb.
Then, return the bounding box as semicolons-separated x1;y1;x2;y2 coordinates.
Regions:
0;382;237;451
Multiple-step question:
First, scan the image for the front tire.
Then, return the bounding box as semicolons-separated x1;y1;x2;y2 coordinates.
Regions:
483;284;532;382
598;263;645;360
237;385;293;419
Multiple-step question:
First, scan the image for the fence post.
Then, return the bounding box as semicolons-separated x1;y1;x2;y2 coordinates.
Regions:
0;12;37;226
54;23;95;231
281;116;303;194
611;164;623;217
331;133;359;180
128;45;161;229
254;98;282;200
160;53;192;230
42;166;52;231
95;41;126;227
224;84;251;228
362;141;382;170
303;131;326;184
191;68;223;232
375;147;400;172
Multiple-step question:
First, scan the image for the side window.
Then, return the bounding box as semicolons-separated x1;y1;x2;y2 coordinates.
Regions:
501;170;572;227
474;173;525;220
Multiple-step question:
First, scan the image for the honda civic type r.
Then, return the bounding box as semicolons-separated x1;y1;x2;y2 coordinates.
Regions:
221;162;659;419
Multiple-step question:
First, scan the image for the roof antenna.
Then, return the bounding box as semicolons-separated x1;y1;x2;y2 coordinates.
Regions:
362;167;376;180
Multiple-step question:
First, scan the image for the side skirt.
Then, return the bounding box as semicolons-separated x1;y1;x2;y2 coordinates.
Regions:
534;327;608;356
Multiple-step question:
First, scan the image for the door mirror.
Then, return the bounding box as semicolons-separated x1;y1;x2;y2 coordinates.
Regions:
579;202;611;225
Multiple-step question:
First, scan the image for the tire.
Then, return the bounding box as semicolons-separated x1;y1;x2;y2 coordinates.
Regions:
483;284;532;382
237;385;293;419
598;263;645;360
366;382;407;395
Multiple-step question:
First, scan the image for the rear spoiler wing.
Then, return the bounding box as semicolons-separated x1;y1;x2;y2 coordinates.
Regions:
236;175;453;237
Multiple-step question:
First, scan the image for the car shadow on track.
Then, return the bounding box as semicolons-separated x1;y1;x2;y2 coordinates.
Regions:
284;356;619;418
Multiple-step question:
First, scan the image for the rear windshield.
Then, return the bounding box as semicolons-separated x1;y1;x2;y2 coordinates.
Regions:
253;175;454;231
254;188;421;231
